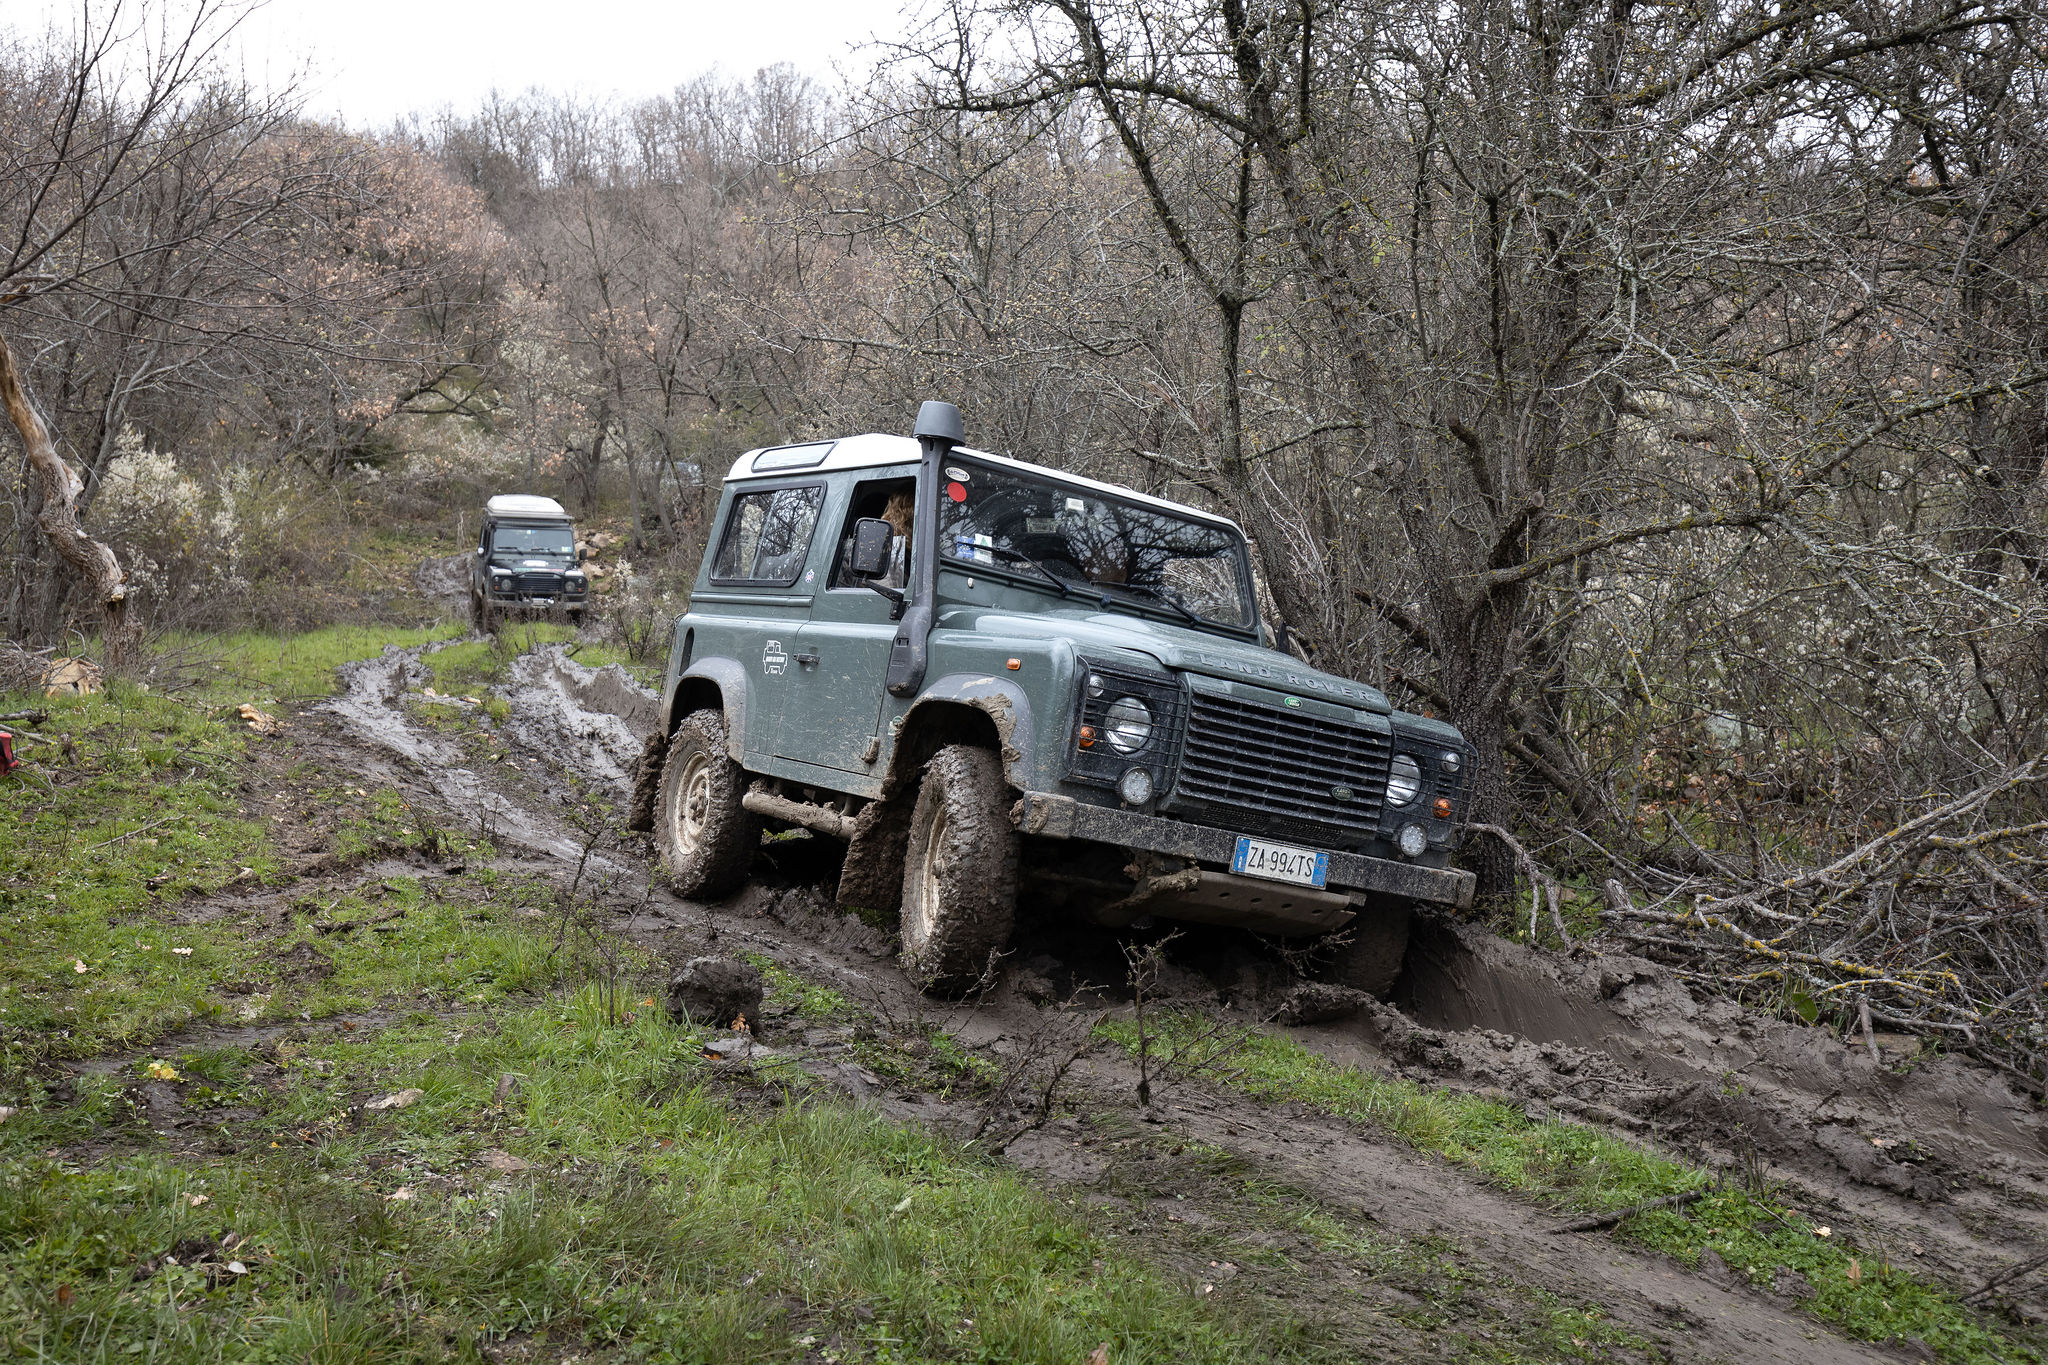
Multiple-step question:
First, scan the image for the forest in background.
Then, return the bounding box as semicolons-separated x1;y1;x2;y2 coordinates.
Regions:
4;0;2046;1086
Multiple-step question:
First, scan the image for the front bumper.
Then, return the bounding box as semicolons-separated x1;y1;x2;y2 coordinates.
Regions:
485;583;587;606
1015;790;1475;910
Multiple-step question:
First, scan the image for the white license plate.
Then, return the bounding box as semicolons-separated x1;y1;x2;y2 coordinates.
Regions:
1231;836;1330;888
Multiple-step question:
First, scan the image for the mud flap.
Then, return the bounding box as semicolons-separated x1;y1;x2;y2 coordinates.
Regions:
836;794;914;918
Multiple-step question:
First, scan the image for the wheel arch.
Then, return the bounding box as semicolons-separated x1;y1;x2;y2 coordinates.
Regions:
662;656;749;762
885;674;1034;795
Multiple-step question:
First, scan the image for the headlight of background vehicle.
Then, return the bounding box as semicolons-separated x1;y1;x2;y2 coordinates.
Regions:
1385;754;1422;806
1103;696;1153;754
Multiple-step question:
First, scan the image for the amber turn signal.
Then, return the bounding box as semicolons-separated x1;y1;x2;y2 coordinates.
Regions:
1077;725;1097;749
1006;657;1021;670
1433;797;1454;820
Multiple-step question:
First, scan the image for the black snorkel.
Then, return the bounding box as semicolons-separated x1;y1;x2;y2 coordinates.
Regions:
885;400;962;697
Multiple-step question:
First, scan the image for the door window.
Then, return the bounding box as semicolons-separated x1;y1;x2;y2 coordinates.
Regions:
829;477;915;591
711;484;826;586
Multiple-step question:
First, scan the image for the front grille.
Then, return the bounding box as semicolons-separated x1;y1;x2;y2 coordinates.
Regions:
1174;691;1391;837
513;573;561;595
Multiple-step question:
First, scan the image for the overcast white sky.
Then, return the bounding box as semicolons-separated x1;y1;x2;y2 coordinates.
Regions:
18;0;918;128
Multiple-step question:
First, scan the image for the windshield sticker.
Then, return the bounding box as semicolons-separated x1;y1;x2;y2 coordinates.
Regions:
945;481;968;503
945;466;969;481
762;640;788;676
1064;496;1085;512
1025;516;1056;534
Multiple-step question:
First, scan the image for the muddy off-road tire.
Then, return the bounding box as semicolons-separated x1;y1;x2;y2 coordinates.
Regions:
899;744;1018;994
655;710;759;898
1322;898;1413;999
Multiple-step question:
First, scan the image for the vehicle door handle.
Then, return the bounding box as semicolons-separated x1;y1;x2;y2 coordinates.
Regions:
793;652;821;668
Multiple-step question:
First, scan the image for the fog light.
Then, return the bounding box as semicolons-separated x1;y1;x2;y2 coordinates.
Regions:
1118;767;1154;806
1433;797;1454;820
1397;823;1429;858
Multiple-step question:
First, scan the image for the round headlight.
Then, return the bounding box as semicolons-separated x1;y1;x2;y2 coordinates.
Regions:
1103;696;1153;754
1118;767;1154;806
1397;822;1429;858
1441;749;1462;774
1386;754;1422;806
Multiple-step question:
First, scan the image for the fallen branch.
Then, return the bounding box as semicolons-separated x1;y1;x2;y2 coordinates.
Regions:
1550;1187;1709;1234
1962;1247;2048;1302
89;814;183;850
1469;823;1571;945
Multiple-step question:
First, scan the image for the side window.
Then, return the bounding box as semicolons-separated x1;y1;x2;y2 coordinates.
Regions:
829;477;916;590
711;484;825;586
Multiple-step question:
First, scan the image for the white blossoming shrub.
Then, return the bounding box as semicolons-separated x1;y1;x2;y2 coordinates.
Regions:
86;427;322;629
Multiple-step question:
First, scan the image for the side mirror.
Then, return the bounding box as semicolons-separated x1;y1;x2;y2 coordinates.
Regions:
578;547;587;564
849;518;894;578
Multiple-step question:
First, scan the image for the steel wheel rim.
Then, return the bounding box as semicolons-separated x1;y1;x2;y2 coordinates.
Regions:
909;805;947;951
674;752;712;855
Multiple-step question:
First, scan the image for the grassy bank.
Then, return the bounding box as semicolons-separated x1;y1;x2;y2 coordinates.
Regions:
1101;1017;2038;1364
3;991;1340;1364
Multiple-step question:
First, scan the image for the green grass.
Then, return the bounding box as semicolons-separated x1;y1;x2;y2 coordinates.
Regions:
1101;1017;2037;1364
188;623;467;702
0;683;279;1073
1;991;1345;1364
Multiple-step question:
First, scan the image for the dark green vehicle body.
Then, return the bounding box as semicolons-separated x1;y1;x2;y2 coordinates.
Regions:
652;425;1475;951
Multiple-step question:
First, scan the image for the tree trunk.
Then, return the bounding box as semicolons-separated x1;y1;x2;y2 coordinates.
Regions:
0;327;133;664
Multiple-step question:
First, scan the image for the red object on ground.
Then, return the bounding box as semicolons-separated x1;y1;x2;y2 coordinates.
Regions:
0;730;16;775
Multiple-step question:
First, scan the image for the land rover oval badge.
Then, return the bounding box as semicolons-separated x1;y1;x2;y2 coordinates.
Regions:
1283;696;1301;708
1331;784;1354;801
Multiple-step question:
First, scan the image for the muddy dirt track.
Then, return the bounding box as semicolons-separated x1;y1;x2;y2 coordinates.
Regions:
173;635;2048;1360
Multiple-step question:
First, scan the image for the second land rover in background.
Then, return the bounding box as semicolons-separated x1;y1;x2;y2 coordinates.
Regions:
633;403;1476;996
471;494;589;630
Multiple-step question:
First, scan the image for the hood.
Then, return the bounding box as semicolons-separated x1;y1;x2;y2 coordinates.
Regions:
940;604;1391;713
489;550;578;569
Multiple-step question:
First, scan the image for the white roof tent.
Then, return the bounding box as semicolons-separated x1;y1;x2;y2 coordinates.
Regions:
486;494;570;520
724;433;1245;536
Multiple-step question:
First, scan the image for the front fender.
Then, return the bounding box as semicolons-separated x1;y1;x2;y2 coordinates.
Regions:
915;672;1035;789
667;656;751;762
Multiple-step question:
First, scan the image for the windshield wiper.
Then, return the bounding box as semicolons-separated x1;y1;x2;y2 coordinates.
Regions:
1096;582;1203;626
984;545;1075;598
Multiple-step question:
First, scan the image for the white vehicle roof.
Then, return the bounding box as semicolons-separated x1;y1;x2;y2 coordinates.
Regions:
486;494;570;520
724;433;1243;534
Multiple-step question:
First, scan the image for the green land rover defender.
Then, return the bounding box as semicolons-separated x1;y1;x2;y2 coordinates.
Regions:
636;402;1475;994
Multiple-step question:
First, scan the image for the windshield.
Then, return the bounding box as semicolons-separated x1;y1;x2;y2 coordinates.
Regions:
937;460;1255;629
492;524;575;556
